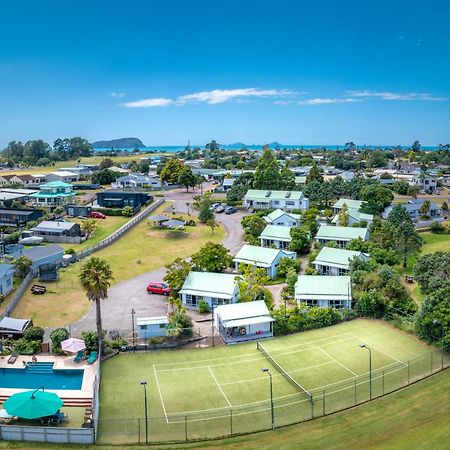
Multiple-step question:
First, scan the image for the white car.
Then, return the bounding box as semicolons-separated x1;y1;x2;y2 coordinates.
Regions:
19;236;44;245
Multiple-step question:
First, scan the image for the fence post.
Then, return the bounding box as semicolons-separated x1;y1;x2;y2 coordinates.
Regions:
354;379;357;405
322;390;326;416
230;409;233;436
184;415;188;441
310;393;314;419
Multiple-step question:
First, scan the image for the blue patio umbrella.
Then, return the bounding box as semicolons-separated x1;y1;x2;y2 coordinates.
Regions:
4;387;63;419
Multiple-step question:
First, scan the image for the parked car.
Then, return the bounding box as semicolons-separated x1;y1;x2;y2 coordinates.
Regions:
210;203;220;211
90;211;106;219
215;205;225;213
146;282;172;295
225;206;237;214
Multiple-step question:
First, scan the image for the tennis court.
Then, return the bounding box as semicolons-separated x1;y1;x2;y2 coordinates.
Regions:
98;319;449;443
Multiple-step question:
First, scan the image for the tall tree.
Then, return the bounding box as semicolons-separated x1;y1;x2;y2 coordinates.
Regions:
253;146;282;190
306;164;324;184
79;257;114;355
280;166;296;190
164;258;192;295
160;158;185;184
177;167;197;192
191;243;232;272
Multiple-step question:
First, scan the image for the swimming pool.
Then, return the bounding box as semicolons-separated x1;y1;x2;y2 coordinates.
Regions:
0;362;83;390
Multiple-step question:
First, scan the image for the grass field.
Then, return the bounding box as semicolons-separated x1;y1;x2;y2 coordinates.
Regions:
98;319;448;444
12;203;224;327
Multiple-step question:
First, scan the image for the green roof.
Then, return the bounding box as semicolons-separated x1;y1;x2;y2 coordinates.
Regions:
295;275;351;300
30;192;74;198
313;247;365;269
316;225;369;241
234;244;295;267
333;198;365;210
179;271;238;298
259;225;293;241
332;209;373;224
245;189;305;201
264;209;300;222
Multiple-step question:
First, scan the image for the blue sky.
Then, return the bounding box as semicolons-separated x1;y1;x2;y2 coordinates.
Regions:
1;0;450;147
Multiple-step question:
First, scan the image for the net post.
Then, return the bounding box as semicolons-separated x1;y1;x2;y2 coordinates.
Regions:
184;415;188;441
322;390;326;416
230;409;233;436
310;392;314;419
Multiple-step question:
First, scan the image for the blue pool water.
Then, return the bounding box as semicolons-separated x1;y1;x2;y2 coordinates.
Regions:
0;363;83;390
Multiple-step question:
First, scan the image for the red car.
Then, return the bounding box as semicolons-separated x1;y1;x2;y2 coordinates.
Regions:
146;282;172;295
90;211;106;219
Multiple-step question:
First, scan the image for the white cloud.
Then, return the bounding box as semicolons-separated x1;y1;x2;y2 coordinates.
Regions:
347;90;446;101
109;92;126;98
298;98;361;105
122;98;173;108
122;88;297;108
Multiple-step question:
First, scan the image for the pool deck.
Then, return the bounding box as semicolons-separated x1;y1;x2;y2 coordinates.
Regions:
0;355;96;401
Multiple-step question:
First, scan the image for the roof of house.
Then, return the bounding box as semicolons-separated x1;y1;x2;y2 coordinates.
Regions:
331;209;373;224
31;221;77;232
48;171;78;177
0;208;37;216
244;189;305;201
259;224;293;241
0;317;31;332
137;316;169;326
263;209;301;223
22;244;64;262
0;263;15;278
313;247;366;270
234;244;296;267
295;275;352;300
316;225;369;241
222;178;236;186
180;272;239;299
333;198;365;210
215;300;272;322
40;181;73;188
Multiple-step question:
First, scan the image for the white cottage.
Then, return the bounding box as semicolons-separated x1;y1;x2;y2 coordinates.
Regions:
244;190;309;211
263;209;301;227
313;247;368;276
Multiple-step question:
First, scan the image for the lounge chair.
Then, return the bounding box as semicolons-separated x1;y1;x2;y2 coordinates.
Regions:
87;351;98;364
74;351;84;363
7;351;18;364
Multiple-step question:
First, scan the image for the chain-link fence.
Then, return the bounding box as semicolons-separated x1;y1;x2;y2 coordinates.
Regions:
96;345;449;445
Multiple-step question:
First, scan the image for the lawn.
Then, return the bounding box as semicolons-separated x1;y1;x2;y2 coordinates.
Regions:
0;277;22;315
12;203;224;327
97;319;447;445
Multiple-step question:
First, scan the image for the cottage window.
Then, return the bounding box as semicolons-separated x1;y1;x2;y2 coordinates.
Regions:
140;325;148;330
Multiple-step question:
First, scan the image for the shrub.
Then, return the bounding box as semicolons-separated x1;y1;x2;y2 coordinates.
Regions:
277;257;300;279
122;206;134;217
14;338;41;355
430;221;445;234
50;328;70;354
198;300;211;314
149;337;165;345
5;231;21;244
65;248;76;255
81;330;103;352
23;326;45;343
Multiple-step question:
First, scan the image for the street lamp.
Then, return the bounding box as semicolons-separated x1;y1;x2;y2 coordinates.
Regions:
131;309;136;353
211;302;215;347
140;380;148;444
433;319;445;369
359;343;372;400
261;368;274;430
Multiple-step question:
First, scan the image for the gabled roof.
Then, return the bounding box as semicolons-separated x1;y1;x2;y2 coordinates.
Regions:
295;275;351;300
180;272;239;299
0;317;31;332
316;225;369;242
215;300;271;322
31;220;76;232
333;198;365;210
23;244;64;262
48;171;78;177
244;189;305;201
234;244;296;267
263;209;300;223
313;247;366;270
137;316;169;326
40;181;73;188
259;225;293;241
0;263;15;278
331;209;373;224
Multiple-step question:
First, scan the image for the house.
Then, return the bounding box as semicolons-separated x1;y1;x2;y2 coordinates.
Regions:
263;209;301;227
179;271;240;309
0;263;15;297
259;225;292;249
295;275;352;309
0;208;43;229
221;178;236;191
233;244;297;279
0;174;44;188
412;174;438;194
30;220;81;243
243;190;309;211
313;247;368;276
315;225;369;248
46;171;79;183
96;190;152;210
0;317;33;339
331;209;373;226
0;188;39;207
137;316;169;339
214;300;274;344
58;166;94;177
29;181;76;208
66;204;92;218
382;199;442;221
112;173;161;189
21;244;64;271
332;198;365;214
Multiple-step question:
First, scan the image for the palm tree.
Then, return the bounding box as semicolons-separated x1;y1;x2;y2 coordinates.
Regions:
79;257;114;356
81;218;98;238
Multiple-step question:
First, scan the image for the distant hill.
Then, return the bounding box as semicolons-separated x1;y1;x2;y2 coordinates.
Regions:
91;137;145;148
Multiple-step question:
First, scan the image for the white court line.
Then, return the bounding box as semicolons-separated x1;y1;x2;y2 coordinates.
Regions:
352;334;407;366
208;366;232;407
153;365;169;423
318;347;358;377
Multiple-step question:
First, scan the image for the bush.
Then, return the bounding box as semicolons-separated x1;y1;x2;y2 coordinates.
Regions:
81;330;103;352
65;248;76;255
92;207;125;217
23;326;45;343
50;328;70;354
122;206;134;217
14;338;41;355
198;300;211;314
277;257;300;279
149;336;165;345
430;221;445;234
5;231;21;244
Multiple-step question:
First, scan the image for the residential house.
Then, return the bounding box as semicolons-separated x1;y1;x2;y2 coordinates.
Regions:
0;174;44;188
179;271;240;309
263;209;301;227
244;190;309;211
214;300;274;344
58;166;94;177
315;225;369;248
0;208;43;229
137;316;169;339
112;173;161;189
412;173;438;194
313;247;368;276
295;275;352;309
382;199;441;221
46;171;79;183
30;220;81;243
0;263;15;297
259;224;292;249
221;178;236;191
233;244;297;279
20;244;64;271
29;181;76;208
96;190;152;210
332;198;365;215
66;204;92;217
331;209;373;226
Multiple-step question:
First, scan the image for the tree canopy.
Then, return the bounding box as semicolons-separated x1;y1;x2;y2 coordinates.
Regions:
191;243;232;273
